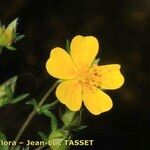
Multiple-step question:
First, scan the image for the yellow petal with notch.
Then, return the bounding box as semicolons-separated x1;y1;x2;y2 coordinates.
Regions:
70;35;99;69
56;80;82;111
82;87;113;115
46;47;77;79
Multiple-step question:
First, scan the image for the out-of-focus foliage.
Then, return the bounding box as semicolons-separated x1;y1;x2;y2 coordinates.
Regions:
0;18;24;51
0;132;9;150
48;129;71;150
0;76;29;107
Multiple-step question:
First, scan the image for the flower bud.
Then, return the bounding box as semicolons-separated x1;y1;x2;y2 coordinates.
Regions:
61;109;81;129
0;19;18;48
0;76;17;107
48;129;70;150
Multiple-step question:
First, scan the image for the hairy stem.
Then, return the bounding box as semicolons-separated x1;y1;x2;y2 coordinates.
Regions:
10;80;59;150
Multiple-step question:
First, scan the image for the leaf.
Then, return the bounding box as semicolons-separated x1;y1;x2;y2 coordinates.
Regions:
26;99;40;112
0;18;24;51
14;34;25;42
49;129;70;150
23;147;30;150
0;132;9;150
4;76;18;93
5;18;18;34
0;76;18;107
6;46;16;50
0;76;29;107
40;100;58;111
66;39;70;52
10;93;29;104
93;58;100;65
43;110;58;132
38;132;48;142
62;109;76;126
4;86;13;100
14;146;20;150
73;125;88;132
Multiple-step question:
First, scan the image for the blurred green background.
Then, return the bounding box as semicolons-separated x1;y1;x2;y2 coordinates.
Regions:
0;0;149;150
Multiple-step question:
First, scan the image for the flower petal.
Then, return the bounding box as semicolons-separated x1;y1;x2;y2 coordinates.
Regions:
70;35;99;68
82;87;113;115
92;64;124;90
56;80;82;111
46;47;77;79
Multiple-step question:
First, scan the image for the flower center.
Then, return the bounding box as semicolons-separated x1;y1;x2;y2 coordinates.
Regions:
76;67;101;91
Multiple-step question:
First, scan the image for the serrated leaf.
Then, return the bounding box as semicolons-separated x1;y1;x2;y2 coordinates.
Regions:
0;132;9;150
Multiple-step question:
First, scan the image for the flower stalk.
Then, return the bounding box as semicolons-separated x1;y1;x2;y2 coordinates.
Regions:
10;80;59;150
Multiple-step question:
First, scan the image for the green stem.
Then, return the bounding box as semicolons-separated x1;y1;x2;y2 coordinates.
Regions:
10;80;59;150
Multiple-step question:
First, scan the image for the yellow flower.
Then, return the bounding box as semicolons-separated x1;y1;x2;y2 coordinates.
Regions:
46;35;124;115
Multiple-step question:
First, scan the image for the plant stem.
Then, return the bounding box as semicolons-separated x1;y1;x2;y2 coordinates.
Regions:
10;80;59;150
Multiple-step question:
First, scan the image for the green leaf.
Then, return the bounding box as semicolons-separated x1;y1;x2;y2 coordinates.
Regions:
14;146;20;150
0;132;9;150
26;99;40;112
72;125;88;132
49;129;70;150
10;93;29;104
61;109;84;130
6;46;16;50
14;34;25;42
43;110;58;131
4;76;18;93
66;39;70;52
23;147;30;150
6;18;18;34
93;58;100;65
0;18;24;51
38;132;48;142
40;100;58;111
0;76;18;107
62;109;76;126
